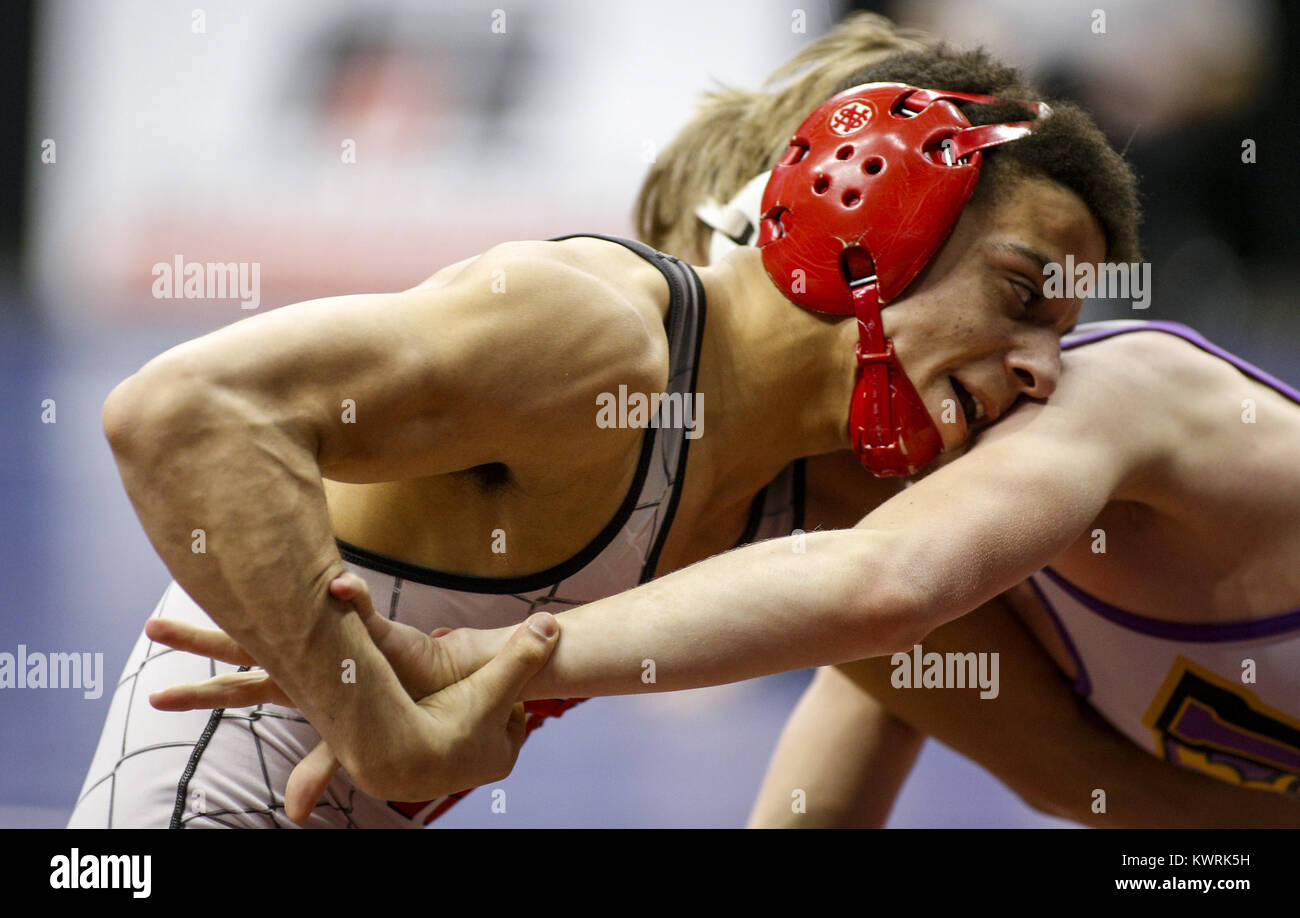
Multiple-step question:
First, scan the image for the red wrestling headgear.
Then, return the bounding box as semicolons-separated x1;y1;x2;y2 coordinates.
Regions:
757;82;1049;476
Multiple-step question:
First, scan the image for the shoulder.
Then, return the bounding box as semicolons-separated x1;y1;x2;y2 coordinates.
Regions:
420;239;664;331
1063;325;1227;382
414;239;671;398
1058;327;1245;429
1025;327;1247;496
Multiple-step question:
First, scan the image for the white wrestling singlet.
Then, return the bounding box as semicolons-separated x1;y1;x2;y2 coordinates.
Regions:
68;235;805;828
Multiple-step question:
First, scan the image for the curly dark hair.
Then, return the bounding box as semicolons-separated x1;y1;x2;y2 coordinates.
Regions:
831;45;1142;263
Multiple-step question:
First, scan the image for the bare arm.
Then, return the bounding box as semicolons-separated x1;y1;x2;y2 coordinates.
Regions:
747;667;923;828
459;345;1159;700
103;241;656;794
829;596;1300;828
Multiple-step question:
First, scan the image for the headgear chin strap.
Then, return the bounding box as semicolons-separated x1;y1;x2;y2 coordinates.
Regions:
755;82;1049;476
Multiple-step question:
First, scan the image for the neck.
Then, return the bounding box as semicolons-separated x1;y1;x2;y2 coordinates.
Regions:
692;247;857;492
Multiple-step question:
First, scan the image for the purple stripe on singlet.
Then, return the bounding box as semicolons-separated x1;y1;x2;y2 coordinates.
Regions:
1026;574;1092;698
1173;701;1300;773
1037;567;1300;643
1062;320;1300;405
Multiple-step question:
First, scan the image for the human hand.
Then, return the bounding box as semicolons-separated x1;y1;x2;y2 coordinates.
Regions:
147;572;556;822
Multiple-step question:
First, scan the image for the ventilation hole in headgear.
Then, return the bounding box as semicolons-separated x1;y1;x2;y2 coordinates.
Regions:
840;246;877;286
835;145;854;160
841;190;861;207
757;207;788;244
813;175;830;194
780;142;809;166
863;157;883;175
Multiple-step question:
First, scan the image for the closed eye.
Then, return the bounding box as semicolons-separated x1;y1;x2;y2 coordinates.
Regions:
1010;280;1071;332
1010;280;1037;306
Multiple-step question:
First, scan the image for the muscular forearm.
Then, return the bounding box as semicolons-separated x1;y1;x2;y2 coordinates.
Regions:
103;365;413;776
484;530;918;700
475;405;1121;703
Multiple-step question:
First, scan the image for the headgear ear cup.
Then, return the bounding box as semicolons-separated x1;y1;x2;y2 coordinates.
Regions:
756;82;1047;476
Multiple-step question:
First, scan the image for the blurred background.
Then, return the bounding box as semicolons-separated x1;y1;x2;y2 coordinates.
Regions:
1;0;1293;828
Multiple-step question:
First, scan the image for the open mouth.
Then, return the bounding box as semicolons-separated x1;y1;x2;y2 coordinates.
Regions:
949;377;984;426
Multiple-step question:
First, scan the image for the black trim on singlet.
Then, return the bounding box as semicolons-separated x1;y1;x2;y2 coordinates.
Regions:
731;486;768;550
169;671;248;829
727;456;807;550
631;246;707;583
336;422;654;594
337;233;705;595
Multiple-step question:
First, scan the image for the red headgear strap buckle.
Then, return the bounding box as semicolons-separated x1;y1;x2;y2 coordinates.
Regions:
757;83;1048;476
848;281;944;475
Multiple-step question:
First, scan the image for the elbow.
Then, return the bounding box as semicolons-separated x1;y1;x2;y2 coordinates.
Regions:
102;359;210;460
101;376;142;454
878;604;935;659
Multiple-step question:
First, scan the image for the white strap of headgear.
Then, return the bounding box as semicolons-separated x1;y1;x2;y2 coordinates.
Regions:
695;171;771;264
694;199;753;244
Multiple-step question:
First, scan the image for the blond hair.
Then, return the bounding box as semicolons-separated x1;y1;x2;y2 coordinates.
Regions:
634;14;932;263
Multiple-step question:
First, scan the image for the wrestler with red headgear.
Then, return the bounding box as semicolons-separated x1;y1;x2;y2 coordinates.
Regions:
758;82;1050;475
82;17;1297;830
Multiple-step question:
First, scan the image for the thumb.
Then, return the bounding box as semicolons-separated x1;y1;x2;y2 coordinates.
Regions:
285;743;341;825
332;571;397;644
465;613;559;720
331;571;379;623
